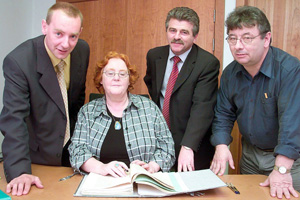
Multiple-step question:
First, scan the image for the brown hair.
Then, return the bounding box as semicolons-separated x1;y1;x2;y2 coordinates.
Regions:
46;2;83;26
226;6;271;37
94;51;139;93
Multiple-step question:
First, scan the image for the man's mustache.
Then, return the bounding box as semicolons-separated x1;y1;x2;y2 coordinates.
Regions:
171;39;184;44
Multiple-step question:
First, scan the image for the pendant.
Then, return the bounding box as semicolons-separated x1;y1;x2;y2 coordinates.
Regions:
114;121;122;130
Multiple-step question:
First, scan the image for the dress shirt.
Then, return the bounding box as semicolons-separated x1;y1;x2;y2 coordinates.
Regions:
68;93;176;172
45;41;71;90
211;46;300;160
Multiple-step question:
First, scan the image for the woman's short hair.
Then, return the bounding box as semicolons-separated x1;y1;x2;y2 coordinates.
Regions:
94;51;139;93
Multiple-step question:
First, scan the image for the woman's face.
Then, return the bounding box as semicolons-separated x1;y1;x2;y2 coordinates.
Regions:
101;58;130;97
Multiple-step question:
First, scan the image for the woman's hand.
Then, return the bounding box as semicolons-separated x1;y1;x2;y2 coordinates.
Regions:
81;158;129;178
99;161;129;177
131;160;160;173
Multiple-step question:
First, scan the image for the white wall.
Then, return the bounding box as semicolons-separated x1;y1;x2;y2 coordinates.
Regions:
223;0;236;174
223;0;236;69
0;0;55;154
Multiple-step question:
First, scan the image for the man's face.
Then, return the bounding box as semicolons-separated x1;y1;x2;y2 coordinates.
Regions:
42;10;82;59
227;25;271;69
167;18;197;56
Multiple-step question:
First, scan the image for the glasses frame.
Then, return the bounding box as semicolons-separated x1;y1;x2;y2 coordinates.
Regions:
103;70;130;79
226;33;263;46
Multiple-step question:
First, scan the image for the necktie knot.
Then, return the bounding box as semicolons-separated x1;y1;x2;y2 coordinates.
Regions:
173;56;181;66
56;60;65;73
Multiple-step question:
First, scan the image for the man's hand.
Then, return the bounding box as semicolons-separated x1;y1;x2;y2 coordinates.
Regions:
210;144;235;175
260;170;299;199
6;174;43;196
177;146;194;172
260;155;298;199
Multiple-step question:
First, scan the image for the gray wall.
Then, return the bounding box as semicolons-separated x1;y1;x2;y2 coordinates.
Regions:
0;0;55;154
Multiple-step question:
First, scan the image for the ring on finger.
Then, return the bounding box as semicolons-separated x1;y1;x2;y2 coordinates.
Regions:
115;163;119;167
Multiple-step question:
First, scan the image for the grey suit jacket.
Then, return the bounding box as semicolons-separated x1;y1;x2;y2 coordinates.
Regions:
0;35;90;182
144;44;219;169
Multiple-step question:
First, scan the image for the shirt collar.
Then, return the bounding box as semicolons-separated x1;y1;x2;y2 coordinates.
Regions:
44;39;70;69
258;47;273;78
93;93;141;118
234;47;273;78
168;47;192;63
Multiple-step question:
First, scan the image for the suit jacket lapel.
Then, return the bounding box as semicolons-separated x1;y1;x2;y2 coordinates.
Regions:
173;45;197;93
36;36;66;115
155;46;169;98
69;47;83;102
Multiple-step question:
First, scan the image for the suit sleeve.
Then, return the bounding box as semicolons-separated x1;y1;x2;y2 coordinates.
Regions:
181;57;220;151
144;51;153;97
0;55;32;182
69;41;90;133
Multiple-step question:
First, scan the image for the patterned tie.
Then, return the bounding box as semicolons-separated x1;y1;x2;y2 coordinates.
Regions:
162;56;181;128
56;60;70;146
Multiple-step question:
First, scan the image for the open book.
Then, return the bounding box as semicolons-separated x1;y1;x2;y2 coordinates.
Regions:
74;163;226;197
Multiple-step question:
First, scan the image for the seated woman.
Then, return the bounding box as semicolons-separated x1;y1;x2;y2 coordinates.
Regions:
69;51;175;177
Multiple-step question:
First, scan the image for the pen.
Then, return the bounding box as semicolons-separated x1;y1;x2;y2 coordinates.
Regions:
226;182;240;194
230;183;240;194
59;171;79;181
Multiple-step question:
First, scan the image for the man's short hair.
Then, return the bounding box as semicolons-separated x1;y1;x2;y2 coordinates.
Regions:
46;2;83;26
226;6;271;38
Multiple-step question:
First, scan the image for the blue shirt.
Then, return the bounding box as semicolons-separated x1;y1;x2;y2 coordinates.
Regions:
69;94;176;172
211;46;300;160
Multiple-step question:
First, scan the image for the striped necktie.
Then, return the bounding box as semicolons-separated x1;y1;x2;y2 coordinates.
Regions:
162;56;181;128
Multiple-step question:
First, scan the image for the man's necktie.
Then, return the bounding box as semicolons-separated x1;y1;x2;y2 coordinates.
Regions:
56;60;70;146
162;56;181;128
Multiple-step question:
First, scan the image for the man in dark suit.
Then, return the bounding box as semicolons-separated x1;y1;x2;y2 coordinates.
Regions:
0;2;89;196
144;7;219;172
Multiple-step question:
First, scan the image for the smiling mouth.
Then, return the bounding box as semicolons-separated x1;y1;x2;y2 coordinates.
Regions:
58;49;68;53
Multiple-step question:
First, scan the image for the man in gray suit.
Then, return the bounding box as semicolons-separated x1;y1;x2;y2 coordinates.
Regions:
0;2;89;196
144;7;219;172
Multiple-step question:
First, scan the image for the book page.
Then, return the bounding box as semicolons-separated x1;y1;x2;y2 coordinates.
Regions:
137;169;226;197
80;172;133;195
177;169;226;192
130;164;174;190
134;175;176;193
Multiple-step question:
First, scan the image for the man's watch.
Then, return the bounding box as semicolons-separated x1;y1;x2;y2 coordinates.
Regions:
273;165;291;174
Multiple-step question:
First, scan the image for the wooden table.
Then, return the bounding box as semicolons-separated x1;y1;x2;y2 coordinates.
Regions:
0;163;299;200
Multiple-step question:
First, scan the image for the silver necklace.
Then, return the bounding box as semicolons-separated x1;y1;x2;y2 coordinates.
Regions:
111;115;122;130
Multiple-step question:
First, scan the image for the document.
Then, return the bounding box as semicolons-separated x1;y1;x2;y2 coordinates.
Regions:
74;164;226;197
